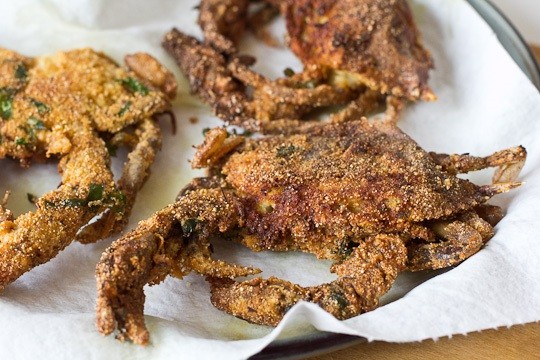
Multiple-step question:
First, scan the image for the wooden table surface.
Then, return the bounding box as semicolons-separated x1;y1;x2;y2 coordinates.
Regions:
310;44;540;360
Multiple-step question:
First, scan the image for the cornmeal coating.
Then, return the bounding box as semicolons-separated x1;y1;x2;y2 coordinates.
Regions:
0;48;176;290
96;119;525;343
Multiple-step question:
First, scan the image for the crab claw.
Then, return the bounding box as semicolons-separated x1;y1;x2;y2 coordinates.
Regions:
96;187;259;345
209;234;407;326
96;207;176;345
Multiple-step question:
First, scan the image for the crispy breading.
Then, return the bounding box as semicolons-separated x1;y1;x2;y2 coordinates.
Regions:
178;0;434;132
95;119;525;343
0;48;175;290
163;29;359;133
269;0;435;101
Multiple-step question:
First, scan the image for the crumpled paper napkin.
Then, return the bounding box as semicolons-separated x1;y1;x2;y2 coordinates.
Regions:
0;0;539;359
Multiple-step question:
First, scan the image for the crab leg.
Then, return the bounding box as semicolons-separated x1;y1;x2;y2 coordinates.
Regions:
407;213;490;271
163;29;250;125
474;204;504;227
96;186;259;345
430;146;526;183
246;1;281;46
96;205;180;345
198;0;250;54
227;58;357;107
229;90;399;135
208;234;407;326
77;118;162;244
0;132;115;291
162;29;359;131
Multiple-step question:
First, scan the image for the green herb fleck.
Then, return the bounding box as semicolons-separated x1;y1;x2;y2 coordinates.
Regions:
43;184;125;211
182;218;198;237
330;292;349;309
283;67;295;77
44;198;85;208
117;101;132;116
336;240;355;258
30;99;50;114
15;64;28;80
108;191;127;213
276;145;297;158
27;117;46;130
61;198;87;207
27;193;38;204
87;184;104;202
15;137;28;146
202;127;211;136
0;88;14;120
121;77;149;95
21;117;46;143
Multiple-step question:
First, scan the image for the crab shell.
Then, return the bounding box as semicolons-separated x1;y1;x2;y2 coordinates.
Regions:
199;120;498;260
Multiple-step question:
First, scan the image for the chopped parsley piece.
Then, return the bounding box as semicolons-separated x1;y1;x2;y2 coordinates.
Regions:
86;184;104;202
43;184;126;211
108;191;127;213
20;117;46;143
30;99;50;114
202;127;211;136
276;145;297;158
27;117;46;130
117;101;132;116
182;218;198;237
336;239;355;257
121;77;149;95
61;198;87;207
330;292;349;309
15;137;28;146
0;88;14;120
15;64;28;80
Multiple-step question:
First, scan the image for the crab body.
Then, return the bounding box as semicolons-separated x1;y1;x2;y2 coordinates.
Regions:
269;0;435;100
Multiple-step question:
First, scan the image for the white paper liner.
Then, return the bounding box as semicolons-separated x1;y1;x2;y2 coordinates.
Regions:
0;1;539;359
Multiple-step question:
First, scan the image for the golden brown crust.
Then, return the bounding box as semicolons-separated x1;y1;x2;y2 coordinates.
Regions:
191;128;245;169
162;28;361;132
198;0;250;54
222;120;490;256
124;53;178;100
209;234;407;325
273;0;434;100
1;132;115;289
0;47;176;290
96;119;524;342
96;187;259;345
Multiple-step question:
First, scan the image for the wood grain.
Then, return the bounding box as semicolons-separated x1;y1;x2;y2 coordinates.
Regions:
310;45;540;360
310;323;540;360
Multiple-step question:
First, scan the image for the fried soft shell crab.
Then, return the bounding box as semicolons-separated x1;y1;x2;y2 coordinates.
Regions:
0;48;176;290
95;118;525;344
163;0;435;133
